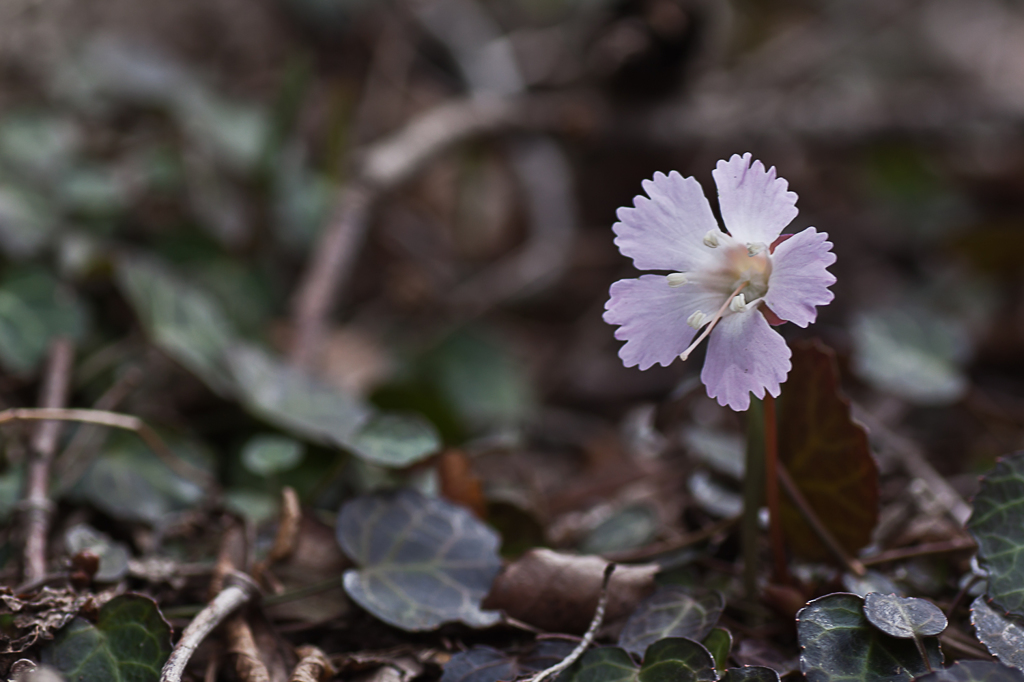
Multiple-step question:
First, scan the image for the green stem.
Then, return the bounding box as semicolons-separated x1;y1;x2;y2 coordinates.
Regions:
763;394;789;584
742;398;765;599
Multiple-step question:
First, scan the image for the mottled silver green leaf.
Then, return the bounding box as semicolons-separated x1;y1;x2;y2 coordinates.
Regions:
337;489;501;630
637;638;716;682
618;587;724;657
797;593;942;682
914;661;1024;682
971;596;1024;670
968;454;1024;616
863;593;947;638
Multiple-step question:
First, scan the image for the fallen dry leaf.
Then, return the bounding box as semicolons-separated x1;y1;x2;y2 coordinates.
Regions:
482;548;658;634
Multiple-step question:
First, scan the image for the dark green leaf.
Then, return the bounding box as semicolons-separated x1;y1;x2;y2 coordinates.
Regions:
241;434;305;476
41;594;171;682
914;661;1024;681
968;453;1024;616
565;648;638;682
116;256;236;395
864;593;947;638
229;343;370;448
347;413;442;468
779;341;878;562
637;638;716;682
441;640;576;682
970;595;1024;670
797;593;942;682
720;667;781;682
618;586;724;657
337;488;502;630
0;268;87;374
702;627;732;675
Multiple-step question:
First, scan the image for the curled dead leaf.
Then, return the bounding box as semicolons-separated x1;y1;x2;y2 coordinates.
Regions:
482;548;658;634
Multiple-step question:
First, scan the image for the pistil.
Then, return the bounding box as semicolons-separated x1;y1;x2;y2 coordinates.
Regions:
680;281;749;361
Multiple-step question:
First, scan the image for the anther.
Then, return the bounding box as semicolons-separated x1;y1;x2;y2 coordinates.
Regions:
666;273;689;287
703;230;720;248
687;310;707;329
729;294;748;313
747;242;766;257
680;282;748;361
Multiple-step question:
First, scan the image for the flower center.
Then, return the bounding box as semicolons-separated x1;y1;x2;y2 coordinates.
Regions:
725;243;771;300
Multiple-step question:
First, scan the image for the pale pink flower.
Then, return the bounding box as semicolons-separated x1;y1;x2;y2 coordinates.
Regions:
603;153;836;411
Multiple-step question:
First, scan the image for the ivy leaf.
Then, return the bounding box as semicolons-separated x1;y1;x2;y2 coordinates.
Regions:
913;661;1024;681
229;343;370;448
440;641;577;682
702;627;732;675
797;593;942;682
41;594;171;682
617;587;724;657
970;596;1024;670
968;453;1024;616
863;593;948;639
637;638;716;682
116;256;237;396
347;413;442;468
779;340;878;562
337;488;502;630
565;648;638;682
0;268;88;374
720;668;781;682
241;434;305;476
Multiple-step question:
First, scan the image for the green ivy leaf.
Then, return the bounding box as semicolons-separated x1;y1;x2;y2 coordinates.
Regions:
719;668;780;682
0;268;88;374
637;638;716;682
779;341;878;562
970;596;1024;670
617;587;724;657
968;453;1024;616
702;627;732;676
241;434;305;477
337;488;502;630
913;661;1024;681
797;593;942;682
565;648;638;682
440;640;577;682
863;593;947;639
347;413;442;468
41;594;171;682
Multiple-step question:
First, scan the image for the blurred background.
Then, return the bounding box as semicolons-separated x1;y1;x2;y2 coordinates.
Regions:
0;0;1022;575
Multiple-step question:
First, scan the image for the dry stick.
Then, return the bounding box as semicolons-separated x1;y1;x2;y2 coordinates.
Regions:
226;616;271;682
528;564;616;682
21;338;75;584
160;571;261;682
290;646;335;682
0;407;215;491
861;537;977;567
776;462;866;577
762;395;790;585
252;487;301;584
289;96;522;367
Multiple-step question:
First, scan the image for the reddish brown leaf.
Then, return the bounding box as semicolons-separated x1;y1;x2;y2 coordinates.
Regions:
777;340;878;562
482;548;657;634
438;449;486;518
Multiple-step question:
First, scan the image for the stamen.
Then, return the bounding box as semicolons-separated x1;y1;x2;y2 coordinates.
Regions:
703;230;721;248
687;310;707;329
680;282;748;361
729;293;748;313
666;273;689;287
747;242;766;257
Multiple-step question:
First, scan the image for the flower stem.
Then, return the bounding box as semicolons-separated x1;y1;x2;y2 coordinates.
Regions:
763;394;790;584
742;399;765;599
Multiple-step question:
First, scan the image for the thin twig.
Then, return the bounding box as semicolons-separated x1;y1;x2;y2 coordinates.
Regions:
160;571;261;682
226;615;271;682
0;407;216;491
528;564;615;682
861;537;977;567
252;487;301;584
21;338;75;584
601;515;739;563
777;462;866;576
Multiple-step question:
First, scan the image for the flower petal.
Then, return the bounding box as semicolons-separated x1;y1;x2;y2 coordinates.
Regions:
701;310;791;411
712;153;798;245
613;171;721;272
764;227;836;328
604;274;726;370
